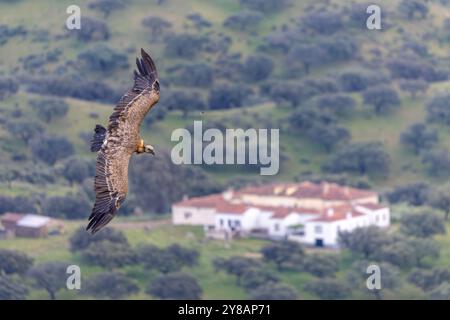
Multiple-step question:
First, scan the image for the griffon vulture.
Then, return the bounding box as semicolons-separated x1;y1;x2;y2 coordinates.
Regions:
87;49;159;234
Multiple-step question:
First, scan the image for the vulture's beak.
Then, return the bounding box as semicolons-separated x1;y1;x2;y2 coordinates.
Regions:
145;145;155;155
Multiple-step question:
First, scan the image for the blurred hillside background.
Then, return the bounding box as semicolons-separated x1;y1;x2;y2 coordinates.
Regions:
2;0;450;300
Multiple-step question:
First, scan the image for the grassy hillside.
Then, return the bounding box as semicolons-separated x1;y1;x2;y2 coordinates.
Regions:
2;0;450;300
4;213;449;300
1;0;450;195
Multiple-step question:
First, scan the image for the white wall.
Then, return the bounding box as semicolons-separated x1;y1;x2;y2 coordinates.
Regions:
292;213;379;247
302;222;335;246
173;202;391;248
353;206;390;228
172;206;216;226
374;208;390;227
242;208;264;230
268;213;317;239
214;208;276;232
215;213;245;231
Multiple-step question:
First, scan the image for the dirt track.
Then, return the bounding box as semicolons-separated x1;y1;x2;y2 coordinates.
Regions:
113;218;171;230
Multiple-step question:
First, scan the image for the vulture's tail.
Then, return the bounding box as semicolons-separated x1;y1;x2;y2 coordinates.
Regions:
90;124;106;152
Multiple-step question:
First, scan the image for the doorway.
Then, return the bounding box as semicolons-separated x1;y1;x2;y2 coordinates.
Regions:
315;238;324;247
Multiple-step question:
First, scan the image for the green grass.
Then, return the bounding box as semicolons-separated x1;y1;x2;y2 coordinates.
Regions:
1;0;450;191
8;80;450;198
2;0;450;300
0;219;269;299
2;216;449;300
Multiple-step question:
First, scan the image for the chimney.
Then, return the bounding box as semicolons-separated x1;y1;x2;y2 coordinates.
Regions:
182;194;189;201
326;207;334;217
344;186;350;196
322;182;330;195
346;211;352;219
222;188;234;201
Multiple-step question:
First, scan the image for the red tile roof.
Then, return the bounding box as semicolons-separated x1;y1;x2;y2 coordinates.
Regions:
1;213;24;223
215;203;249;215
240;181;376;201
254;206;320;219
173;194;248;214
172;181;380;222
264;207;294;219
356;203;387;210
173;194;227;208
310;205;365;222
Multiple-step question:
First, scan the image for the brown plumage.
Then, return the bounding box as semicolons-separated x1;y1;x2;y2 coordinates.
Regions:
87;49;160;234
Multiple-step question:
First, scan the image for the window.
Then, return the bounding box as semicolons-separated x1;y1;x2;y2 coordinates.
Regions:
219;219;224;227
234;220;241;227
184;212;192;219
315;225;323;234
274;223;279;231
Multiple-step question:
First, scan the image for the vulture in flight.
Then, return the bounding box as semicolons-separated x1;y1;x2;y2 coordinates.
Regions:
87;49;160;234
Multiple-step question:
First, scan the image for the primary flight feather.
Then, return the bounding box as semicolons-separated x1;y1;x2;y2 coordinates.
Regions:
87;48;160;234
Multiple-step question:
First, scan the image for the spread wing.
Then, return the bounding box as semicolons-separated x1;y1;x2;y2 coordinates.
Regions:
108;48;159;133
87;49;159;234
87;148;130;234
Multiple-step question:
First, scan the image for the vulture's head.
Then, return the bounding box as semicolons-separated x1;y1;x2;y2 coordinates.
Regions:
144;144;155;155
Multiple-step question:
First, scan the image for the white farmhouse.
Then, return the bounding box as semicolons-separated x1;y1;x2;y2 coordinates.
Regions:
171;181;390;247
288;203;390;247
